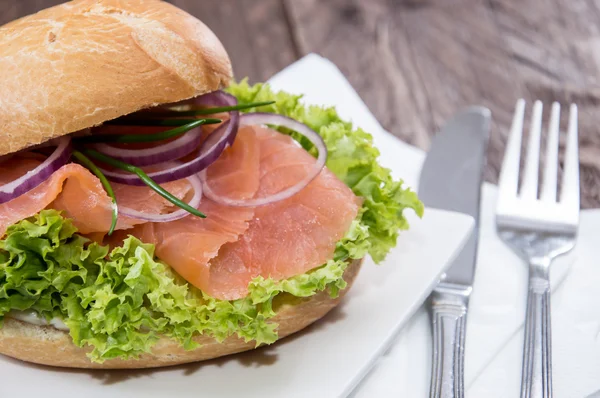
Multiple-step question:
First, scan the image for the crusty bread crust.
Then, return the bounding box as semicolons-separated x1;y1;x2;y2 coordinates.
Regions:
0;259;362;369
0;0;233;156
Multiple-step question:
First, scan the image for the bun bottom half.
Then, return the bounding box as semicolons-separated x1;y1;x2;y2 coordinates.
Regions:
0;259;362;369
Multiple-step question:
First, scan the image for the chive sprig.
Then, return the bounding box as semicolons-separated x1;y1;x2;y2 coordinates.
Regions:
77;119;221;144
83;150;206;219
160;100;276;117
72;150;119;235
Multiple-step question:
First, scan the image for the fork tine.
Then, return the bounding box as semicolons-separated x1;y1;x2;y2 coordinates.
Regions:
520;100;543;199
540;102;561;202
498;99;526;200
561;104;580;209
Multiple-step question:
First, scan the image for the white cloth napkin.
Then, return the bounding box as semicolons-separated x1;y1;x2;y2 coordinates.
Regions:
468;210;600;398
268;54;597;397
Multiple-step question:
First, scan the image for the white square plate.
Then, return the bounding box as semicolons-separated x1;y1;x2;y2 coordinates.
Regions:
0;208;473;398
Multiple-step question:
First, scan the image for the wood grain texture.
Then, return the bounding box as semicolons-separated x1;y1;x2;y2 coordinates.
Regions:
285;0;600;207
0;0;64;25
167;0;298;82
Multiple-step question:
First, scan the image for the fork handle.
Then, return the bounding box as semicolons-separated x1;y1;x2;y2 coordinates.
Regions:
429;286;470;398
521;260;553;398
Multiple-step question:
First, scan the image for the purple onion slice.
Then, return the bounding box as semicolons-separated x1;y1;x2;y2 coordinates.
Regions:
200;113;327;207
0;137;72;204
101;91;240;186
91;125;203;167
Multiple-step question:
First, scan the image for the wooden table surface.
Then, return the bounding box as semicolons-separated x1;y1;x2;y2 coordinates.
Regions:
2;0;599;207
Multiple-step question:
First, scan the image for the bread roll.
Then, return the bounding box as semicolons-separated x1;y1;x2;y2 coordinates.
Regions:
0;0;232;156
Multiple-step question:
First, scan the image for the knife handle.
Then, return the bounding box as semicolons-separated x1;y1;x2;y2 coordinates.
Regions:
429;285;470;398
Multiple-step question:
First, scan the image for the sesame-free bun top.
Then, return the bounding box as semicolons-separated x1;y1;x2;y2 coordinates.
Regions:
0;0;233;156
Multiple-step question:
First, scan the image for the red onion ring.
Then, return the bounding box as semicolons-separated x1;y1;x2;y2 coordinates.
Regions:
118;172;203;223
0;137;72;204
200;113;328;207
101;91;240;186
91;125;203;167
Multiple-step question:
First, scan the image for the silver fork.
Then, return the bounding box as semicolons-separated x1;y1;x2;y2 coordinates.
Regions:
495;99;580;398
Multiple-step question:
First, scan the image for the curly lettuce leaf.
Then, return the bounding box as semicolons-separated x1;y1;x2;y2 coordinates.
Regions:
0;211;354;361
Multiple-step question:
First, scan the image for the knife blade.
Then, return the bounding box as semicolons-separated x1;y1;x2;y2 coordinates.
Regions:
418;107;490;398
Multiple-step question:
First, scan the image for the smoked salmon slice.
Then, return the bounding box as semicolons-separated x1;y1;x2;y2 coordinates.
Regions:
137;126;360;300
205;127;361;299
0;156;191;237
114;126;261;288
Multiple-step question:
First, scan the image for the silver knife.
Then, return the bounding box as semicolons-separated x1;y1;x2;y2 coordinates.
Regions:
418;107;491;398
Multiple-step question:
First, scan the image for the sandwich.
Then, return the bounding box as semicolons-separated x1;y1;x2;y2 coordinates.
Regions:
0;0;422;369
